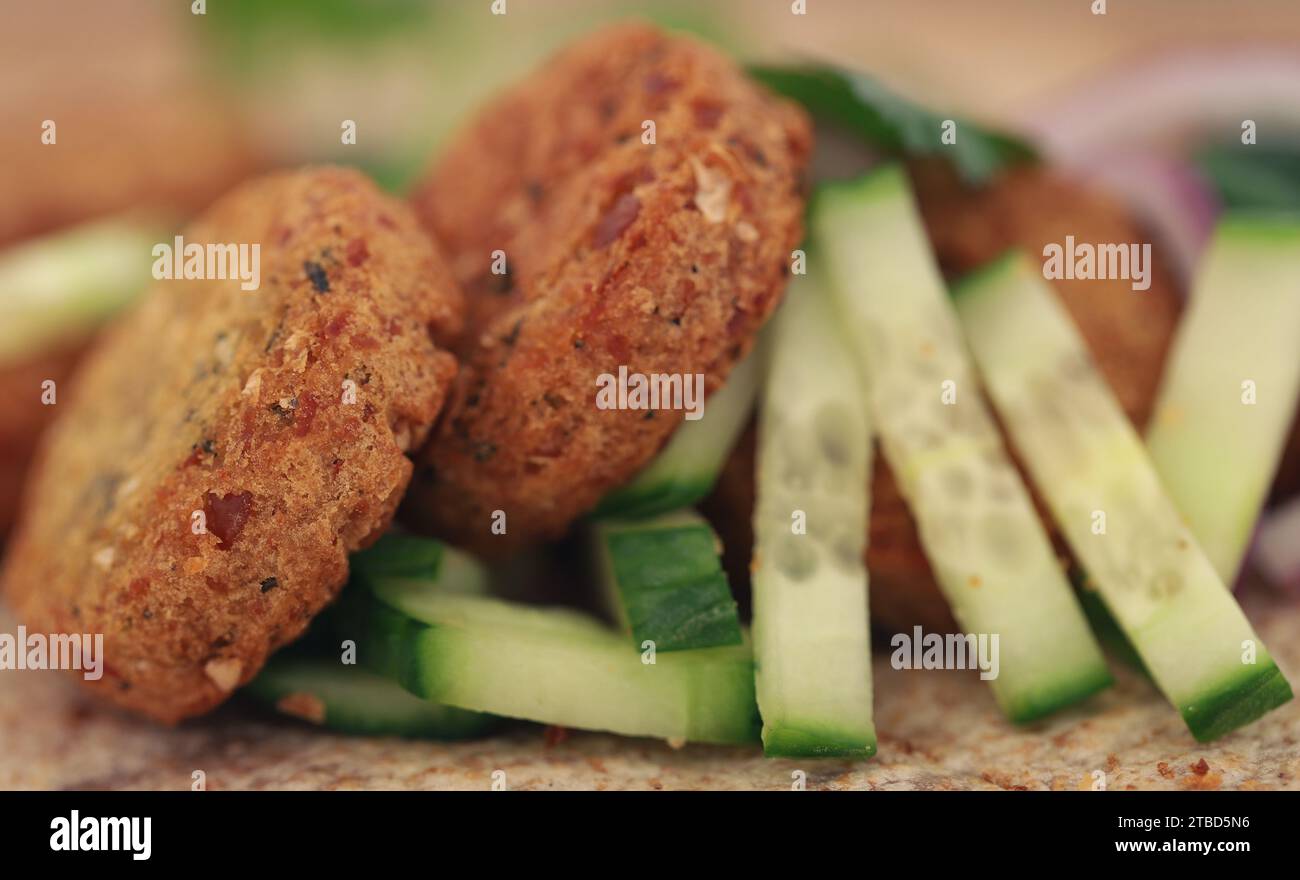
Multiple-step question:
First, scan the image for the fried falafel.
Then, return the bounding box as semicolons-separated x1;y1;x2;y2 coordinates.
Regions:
0;341;87;538
1;167;463;722
0;87;262;539
402;23;812;554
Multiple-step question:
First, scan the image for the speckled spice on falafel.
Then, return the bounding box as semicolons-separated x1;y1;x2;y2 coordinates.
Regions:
1;167;463;723
403;23;812;553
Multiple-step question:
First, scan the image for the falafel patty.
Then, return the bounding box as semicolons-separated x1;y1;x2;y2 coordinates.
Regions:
1;167;463;722
0;88;262;538
402;23;811;553
0;341;87;538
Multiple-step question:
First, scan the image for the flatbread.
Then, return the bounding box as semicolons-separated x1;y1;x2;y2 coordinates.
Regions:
3;584;1295;791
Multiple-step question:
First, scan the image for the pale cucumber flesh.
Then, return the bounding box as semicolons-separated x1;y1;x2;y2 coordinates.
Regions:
350;571;760;745
1146;215;1300;582
815;167;1111;722
953;252;1292;741
0;216;159;365
752;269;876;757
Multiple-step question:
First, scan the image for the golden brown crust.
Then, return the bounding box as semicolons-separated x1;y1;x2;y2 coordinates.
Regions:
1;167;462;723
0;85;263;538
402;23;811;554
0;339;90;537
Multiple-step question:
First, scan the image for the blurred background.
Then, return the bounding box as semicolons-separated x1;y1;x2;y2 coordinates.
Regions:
1;0;1298;551
4;0;1299;197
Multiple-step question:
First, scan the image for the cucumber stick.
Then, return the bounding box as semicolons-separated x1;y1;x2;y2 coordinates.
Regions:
814;166;1111;722
351;532;490;595
246;655;496;739
592;510;743;652
1146;215;1300;582
0;216;159;364
592;351;759;519
953;252;1293;741
348;551;760;745
351;531;444;581
252;534;498;739
751;269;875;757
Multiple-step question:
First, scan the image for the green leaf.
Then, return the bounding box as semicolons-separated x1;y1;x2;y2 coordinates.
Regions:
207;0;431;43
751;65;1036;184
1197;144;1300;212
352;154;426;196
350;533;443;581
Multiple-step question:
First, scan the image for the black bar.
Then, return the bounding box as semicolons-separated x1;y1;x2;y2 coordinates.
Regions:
2;790;1286;865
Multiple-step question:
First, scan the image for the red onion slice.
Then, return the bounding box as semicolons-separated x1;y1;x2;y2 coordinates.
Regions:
1254;496;1300;595
1066;152;1220;282
1011;47;1300;281
1017;47;1300;160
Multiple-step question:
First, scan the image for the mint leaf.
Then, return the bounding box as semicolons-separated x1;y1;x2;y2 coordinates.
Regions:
752;65;1036;184
1198;144;1300;212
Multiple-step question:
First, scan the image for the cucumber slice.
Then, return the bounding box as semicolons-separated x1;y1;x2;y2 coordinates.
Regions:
814;166;1111;722
953;251;1294;741
351;532;443;580
348;571;760;745
246;654;495;739
0;216;159;365
592;510;743;652
751;269;876;757
1146;215;1300;582
1072;569;1149;677
270;533;498;738
350;533;490;595
592;351;760;519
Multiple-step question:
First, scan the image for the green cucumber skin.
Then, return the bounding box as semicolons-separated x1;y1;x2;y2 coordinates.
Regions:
591;477;715;521
953;252;1293;740
1004;666;1113;725
246;654;495;740
1183;660;1293;743
816;166;1111;722
1145;215;1300;582
351;532;443;580
597;514;743;653
1074;576;1151;678
762;725;877;760
351;538;490;598
619;570;739;652
353;585;760;745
